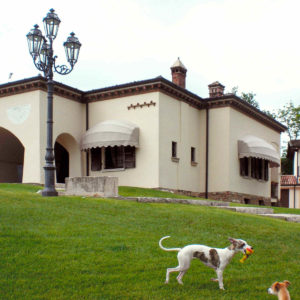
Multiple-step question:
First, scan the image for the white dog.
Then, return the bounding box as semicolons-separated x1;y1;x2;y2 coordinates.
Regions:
159;236;253;290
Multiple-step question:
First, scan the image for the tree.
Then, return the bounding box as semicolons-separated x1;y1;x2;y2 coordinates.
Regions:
276;101;300;140
231;86;260;109
280;148;293;175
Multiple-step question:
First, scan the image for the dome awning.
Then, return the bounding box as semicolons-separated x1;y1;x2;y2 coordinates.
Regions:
238;135;280;167
81;120;139;150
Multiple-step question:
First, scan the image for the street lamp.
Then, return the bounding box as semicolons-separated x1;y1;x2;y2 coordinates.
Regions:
26;9;81;196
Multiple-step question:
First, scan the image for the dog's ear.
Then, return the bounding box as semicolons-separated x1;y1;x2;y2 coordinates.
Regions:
274;282;280;292
283;280;290;287
228;238;237;244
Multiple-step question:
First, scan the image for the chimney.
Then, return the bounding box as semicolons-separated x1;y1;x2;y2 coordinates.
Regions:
171;57;187;89
208;81;225;98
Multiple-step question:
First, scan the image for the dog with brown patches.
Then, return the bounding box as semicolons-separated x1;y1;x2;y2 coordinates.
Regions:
268;281;291;300
159;236;253;290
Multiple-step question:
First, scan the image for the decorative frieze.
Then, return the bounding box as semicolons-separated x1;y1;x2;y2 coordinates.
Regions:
127;101;156;110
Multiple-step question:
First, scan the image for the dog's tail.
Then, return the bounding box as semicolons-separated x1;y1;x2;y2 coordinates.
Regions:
159;236;181;252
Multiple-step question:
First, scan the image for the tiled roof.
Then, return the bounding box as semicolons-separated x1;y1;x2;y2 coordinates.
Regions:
281;175;297;185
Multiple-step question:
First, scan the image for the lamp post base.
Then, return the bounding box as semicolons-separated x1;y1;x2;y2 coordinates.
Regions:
42;164;58;197
41;188;58;197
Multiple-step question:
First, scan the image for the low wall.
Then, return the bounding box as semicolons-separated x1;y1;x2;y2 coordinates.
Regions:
156;187;274;206
65;176;118;197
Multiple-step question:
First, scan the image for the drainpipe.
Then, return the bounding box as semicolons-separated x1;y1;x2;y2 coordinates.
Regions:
294;185;296;208
86;102;89;176
297;150;299;177
205;107;209;199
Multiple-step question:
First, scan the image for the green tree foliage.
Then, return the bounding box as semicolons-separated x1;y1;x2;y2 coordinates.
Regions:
240;92;260;109
231;86;260;109
280;147;294;175
276;101;300;140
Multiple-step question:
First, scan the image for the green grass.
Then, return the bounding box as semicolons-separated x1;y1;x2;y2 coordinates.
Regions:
0;183;299;299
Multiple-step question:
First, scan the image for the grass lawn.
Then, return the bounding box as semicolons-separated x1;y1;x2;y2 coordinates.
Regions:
0;183;299;299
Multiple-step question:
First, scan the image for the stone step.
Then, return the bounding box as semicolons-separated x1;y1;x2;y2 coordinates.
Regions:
218;206;274;214
262;214;300;223
115;197;229;206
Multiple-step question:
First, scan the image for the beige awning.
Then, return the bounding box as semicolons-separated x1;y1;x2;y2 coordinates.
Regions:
238;135;280;167
81;120;139;150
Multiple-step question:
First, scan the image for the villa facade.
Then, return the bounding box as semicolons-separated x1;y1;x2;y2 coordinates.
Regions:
0;59;286;205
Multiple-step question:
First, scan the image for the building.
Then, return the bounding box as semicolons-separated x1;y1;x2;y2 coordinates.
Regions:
280;140;300;208
0;58;286;205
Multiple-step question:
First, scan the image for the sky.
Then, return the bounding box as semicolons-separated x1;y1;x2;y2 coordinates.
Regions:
1;0;300;113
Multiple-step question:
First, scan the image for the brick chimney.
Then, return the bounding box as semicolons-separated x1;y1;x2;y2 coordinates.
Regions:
171;57;187;89
208;81;225;98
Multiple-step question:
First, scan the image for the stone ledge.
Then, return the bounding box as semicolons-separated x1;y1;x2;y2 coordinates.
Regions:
65;176;118;197
219;206;274;215
114;197;229;206
263;214;300;223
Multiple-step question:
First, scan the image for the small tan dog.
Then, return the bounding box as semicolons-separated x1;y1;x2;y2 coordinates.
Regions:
268;280;291;300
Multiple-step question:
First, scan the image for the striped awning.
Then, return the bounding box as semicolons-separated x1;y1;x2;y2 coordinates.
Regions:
81;120;139;150
238;135;280;167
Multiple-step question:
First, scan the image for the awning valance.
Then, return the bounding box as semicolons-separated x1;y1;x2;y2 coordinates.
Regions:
81;120;139;150
238;135;280;167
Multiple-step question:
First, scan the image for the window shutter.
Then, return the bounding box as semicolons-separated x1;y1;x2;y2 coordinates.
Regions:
240;158;245;176
251;157;256;178
264;160;269;181
91;148;102;171
125;146;136;168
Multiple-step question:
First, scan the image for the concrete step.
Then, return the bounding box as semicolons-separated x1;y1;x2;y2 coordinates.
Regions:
115;197;229;206
218;206;274;214
262;214;300;223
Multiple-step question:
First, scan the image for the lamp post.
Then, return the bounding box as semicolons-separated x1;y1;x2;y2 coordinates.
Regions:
26;9;81;196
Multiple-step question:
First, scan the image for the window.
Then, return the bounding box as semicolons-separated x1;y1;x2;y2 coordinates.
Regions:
244;198;250;204
172;141;177;158
240;157;269;181
105;146;124;169
91;148;102;171
90;146;136;171
240;157;249;176
191;147;196;162
271;182;278;198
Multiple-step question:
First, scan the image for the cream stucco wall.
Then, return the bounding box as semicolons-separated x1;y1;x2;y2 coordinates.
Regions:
290;187;300;208
208;107;231;192
158;93;205;193
0;90;43;183
0;90;85;184
208;106;281;198
88;92;159;187
52;94;85;178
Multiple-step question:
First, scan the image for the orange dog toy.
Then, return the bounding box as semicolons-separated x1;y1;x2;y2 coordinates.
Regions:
240;248;254;263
